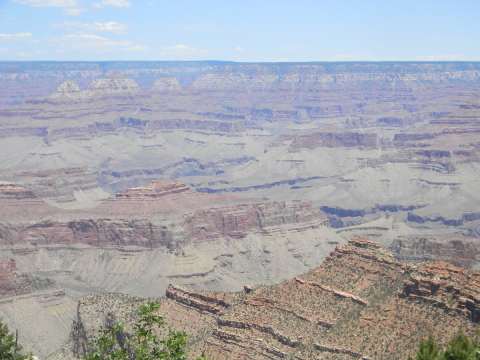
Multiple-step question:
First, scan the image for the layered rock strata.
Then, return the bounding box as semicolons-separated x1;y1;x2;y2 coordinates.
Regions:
148;238;480;359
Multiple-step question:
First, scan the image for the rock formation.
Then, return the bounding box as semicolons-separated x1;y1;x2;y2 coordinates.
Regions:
402;261;480;322
50;80;82;100
290;132;378;149
62;239;480;360
153;77;182;92
51;78;139;101
0;61;479;356
184;201;328;241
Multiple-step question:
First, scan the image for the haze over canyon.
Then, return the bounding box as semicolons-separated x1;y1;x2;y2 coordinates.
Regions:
0;61;479;358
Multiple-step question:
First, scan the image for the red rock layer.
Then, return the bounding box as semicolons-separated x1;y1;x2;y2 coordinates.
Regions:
184;201;328;241
402;261;480;322
114;180;191;200
157;238;479;360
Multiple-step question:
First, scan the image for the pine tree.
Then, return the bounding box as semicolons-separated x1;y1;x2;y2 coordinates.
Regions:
0;321;32;360
413;333;480;360
85;302;207;360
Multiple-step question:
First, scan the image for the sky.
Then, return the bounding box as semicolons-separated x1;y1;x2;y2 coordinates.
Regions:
0;0;479;61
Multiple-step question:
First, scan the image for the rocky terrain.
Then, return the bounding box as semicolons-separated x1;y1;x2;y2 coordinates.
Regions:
0;179;338;358
54;239;479;360
0;61;479;357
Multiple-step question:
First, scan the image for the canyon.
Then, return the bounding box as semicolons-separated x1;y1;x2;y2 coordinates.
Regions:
53;239;480;360
0;61;479;357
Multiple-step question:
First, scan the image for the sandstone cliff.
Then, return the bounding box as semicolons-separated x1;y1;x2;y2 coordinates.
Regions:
151;239;479;360
54;238;480;359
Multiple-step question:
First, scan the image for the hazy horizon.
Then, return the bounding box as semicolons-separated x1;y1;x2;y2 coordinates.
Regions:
2;60;480;63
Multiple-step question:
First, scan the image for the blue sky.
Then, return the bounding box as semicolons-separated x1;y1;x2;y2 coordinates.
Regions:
0;0;479;61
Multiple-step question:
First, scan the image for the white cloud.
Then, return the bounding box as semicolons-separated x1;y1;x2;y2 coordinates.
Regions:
55;33;146;52
14;0;77;6
94;0;130;8
93;21;127;33
0;32;32;40
58;21;128;34
14;0;83;15
65;6;83;15
234;46;244;53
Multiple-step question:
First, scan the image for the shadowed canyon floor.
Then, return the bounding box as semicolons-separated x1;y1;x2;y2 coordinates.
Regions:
0;61;479;357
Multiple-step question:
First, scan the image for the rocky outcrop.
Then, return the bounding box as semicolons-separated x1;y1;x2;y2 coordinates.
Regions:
331;238;402;268
210;329;289;359
50;80;82;100
217;318;301;348
245;296;334;328
0;259;18;296
0;182;328;249
153;77;182;92
190;73;279;92
3;62;480;102
402;262;480;322
45;115;245;140
0;183;36;200
188;65;480;92
115;180;191;200
166;284;230;315
2;60;480;357
184;201;328;241
295;277;368;305
0;259;53;296
85;78;139;96
290;132;378;149
198;239;478;358
390;238;480;268
56;239;480;360
313;343;371;360
51;78;139;101
0;219;175;248
0;183;57;221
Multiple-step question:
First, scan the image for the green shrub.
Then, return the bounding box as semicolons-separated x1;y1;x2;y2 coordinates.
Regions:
0;321;32;360
412;333;480;360
443;333;479;360
85;302;207;360
415;336;442;360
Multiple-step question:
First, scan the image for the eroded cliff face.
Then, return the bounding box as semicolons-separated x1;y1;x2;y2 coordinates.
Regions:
390;237;480;268
0;219;174;248
0;180;342;358
402;261;480;322
51;78;139;101
0;259;46;297
0;61;479;357
0;179;339;308
184;201;328;241
1;62;476;234
57;239;480;360
289;132;378;149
